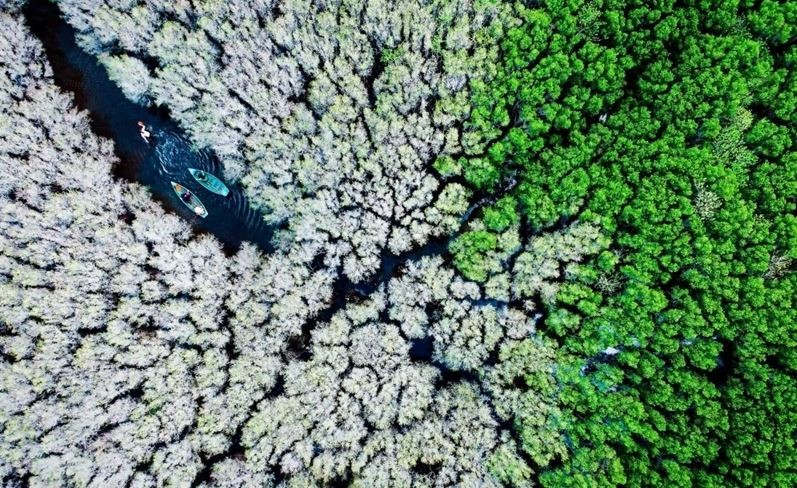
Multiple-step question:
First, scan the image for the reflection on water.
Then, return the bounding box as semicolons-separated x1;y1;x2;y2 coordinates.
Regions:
24;0;273;253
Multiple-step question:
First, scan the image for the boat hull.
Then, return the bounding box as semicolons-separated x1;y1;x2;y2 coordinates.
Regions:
189;168;230;197
171;181;208;218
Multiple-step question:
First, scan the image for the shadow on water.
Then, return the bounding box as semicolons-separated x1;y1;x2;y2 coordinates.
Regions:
23;0;273;253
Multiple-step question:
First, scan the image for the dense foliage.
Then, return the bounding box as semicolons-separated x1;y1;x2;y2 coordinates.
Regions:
0;8;341;483
1;0;794;486
58;0;503;282
2;3;564;485
450;0;797;485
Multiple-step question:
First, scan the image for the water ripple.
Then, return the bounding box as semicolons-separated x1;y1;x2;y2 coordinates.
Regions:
25;0;274;253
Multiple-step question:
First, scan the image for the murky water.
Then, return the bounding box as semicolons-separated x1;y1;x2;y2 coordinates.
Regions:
22;0;485;399
23;0;273;253
22;0;466;299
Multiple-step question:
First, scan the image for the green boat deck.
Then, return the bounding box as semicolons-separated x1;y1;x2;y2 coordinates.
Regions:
189;168;230;197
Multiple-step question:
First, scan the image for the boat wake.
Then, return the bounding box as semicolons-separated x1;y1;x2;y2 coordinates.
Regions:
25;0;274;253
148;131;273;249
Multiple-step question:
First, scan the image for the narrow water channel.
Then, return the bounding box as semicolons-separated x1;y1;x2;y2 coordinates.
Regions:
22;0;464;296
21;0;489;413
23;0;274;253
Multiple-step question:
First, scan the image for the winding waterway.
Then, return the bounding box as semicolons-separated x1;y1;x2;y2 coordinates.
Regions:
24;0;273;253
22;0;468;312
18;1;522;472
22;0;465;279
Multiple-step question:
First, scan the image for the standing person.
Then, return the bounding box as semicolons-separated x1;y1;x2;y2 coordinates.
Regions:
137;121;151;143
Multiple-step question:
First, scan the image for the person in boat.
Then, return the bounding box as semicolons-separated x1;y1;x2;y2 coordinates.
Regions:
137;121;151;143
195;170;207;181
181;189;192;203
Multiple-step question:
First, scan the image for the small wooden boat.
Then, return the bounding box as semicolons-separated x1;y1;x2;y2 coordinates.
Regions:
171;182;208;218
188;168;230;197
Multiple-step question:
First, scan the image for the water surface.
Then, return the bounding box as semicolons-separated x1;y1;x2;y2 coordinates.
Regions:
24;0;273;252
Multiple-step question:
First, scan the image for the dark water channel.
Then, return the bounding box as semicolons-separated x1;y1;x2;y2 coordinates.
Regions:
22;0;463;326
20;4;502;473
23;0;273;252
